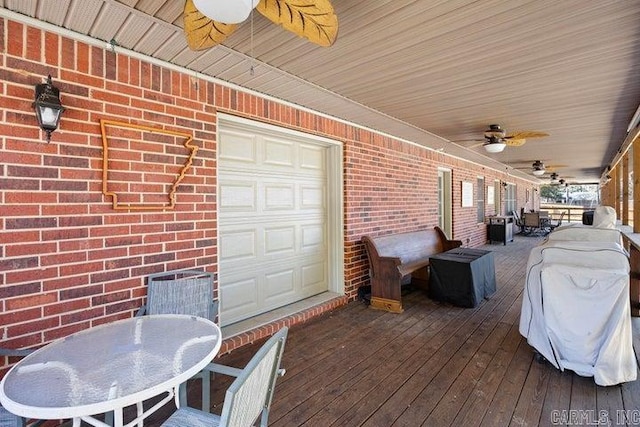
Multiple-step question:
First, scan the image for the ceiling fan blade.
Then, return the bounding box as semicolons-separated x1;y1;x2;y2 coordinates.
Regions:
452;138;484;143
546;164;569;170
506;131;549;139
468;142;485;148
504;138;526;147
184;0;238;50
257;0;339;47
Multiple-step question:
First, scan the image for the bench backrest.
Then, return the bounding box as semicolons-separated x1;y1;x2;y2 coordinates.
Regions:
363;227;457;265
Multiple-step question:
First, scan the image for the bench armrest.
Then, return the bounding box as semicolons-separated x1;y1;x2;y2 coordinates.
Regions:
444;239;463;250
374;256;404;279
435;226;462;250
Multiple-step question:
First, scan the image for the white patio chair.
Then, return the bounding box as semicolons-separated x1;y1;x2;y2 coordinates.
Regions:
0;349;43;427
136;269;219;411
161;327;288;427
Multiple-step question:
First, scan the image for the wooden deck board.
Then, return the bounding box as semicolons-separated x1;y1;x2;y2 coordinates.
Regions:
479;335;537;426
296;304;457;426
452;325;524;427
313;305;464;426
140;234;640;427
391;274;527;426
272;304;433;425
539;370;573;427
271;300;437;425
360;281;522;426
508;344;552;427
420;321;512;426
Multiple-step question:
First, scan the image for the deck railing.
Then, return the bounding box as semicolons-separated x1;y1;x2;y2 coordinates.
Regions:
539;204;591;223
540;203;635;226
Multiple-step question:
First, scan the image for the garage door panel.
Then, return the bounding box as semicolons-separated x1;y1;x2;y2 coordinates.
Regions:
264;184;295;210
219;182;257;211
301;224;326;252
220;277;259;311
223;255;324;274
219;130;257;163
264;269;296;301
219;229;257;262
300;144;325;170
264;226;296;255
221;167;318;179
263;138;295;167
221;222;325;266
302;261;327;292
301;184;325;209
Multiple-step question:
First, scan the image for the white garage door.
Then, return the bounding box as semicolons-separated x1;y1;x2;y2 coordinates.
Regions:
218;117;332;326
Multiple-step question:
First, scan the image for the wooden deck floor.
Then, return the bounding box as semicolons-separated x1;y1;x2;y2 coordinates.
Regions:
146;235;640;427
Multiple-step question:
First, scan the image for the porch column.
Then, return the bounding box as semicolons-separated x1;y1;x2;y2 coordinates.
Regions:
630;137;640;316
622;153;629;225
635;138;640;233
612;165;619;216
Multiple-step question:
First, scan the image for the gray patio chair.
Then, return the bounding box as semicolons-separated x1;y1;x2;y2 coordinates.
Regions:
511;210;525;235
1;400;45;427
548;211;565;232
136;269;219;411
0;349;43;427
161;327;288;427
136;269;218;320
0;406;22;427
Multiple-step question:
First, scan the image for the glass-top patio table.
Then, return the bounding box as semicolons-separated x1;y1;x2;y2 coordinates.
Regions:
0;314;221;427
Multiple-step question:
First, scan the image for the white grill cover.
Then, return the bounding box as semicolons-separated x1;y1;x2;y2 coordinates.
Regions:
592;205;617;229
546;223;622;245
519;240;636;386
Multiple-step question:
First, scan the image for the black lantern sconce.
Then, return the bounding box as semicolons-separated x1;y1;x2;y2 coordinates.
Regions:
33;75;64;142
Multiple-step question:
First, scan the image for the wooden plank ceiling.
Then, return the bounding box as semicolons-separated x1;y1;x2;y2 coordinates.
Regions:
3;0;640;183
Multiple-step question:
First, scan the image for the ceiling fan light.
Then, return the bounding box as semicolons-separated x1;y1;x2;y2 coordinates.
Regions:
483;141;506;153
532;168;545;176
193;0;259;23
483;124;506;139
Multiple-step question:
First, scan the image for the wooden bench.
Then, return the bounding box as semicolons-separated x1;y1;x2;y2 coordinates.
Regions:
362;226;462;313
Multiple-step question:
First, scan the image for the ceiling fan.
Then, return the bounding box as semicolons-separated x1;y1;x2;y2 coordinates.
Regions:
547;172;575;184
531;160;546;176
463;124;549;153
513;160;568;177
183;0;339;51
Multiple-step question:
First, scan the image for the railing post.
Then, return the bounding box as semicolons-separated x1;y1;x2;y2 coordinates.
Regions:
630;243;640;317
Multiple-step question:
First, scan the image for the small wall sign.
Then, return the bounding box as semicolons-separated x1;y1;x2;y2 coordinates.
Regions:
462;181;474;207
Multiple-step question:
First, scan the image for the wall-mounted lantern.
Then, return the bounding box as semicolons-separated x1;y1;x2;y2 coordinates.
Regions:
33;75;64;142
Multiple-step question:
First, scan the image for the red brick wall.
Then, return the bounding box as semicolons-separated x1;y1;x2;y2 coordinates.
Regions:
0;18;538;373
